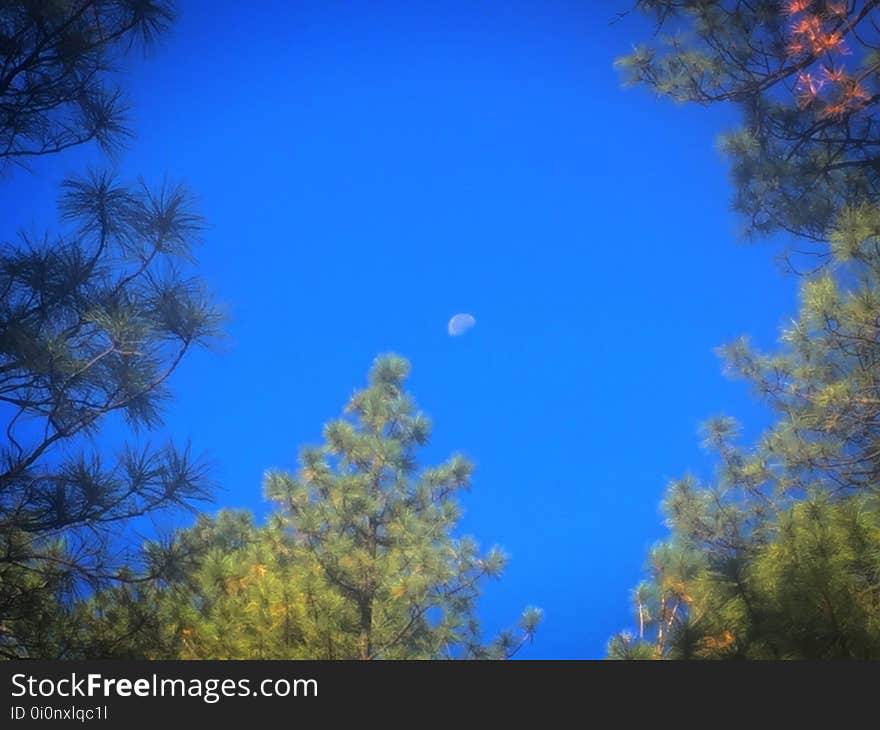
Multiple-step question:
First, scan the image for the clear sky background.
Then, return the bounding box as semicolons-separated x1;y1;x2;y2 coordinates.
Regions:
0;0;800;658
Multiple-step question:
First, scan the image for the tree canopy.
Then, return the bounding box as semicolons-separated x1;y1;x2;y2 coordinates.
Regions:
0;0;175;175
75;356;541;660
617;0;880;253
610;0;880;659
0;171;222;658
0;0;225;659
609;222;880;657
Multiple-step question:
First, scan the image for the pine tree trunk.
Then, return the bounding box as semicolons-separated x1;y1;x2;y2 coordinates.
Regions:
358;601;373;660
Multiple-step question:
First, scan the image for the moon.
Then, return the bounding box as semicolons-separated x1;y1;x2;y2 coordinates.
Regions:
448;313;476;336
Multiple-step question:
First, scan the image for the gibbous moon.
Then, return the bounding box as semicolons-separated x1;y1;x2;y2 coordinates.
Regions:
448;313;476;336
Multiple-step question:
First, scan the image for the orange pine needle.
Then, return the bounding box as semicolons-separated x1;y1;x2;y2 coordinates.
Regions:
796;71;824;97
822;65;848;84
786;0;811;14
792;15;822;40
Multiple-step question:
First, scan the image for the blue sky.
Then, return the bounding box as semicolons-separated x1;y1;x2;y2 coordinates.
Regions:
1;0;800;658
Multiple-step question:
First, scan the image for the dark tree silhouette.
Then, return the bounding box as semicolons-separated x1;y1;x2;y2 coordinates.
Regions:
617;0;880;256
0;0;224;659
0;171;222;658
0;0;175;175
610;0;880;660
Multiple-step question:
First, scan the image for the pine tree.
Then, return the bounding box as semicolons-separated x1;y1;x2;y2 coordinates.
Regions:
263;354;540;659
0;1;223;659
0;0;175;175
70;511;296;660
609;205;880;659
616;0;880;251
610;1;880;659
0;172;222;658
98;355;541;660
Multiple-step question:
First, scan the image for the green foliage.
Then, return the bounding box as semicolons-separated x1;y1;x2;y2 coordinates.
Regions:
0;0;220;660
0;172;222;658
610;0;880;662
85;356;540;659
0;0;176;174
618;1;880;247
611;205;880;658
